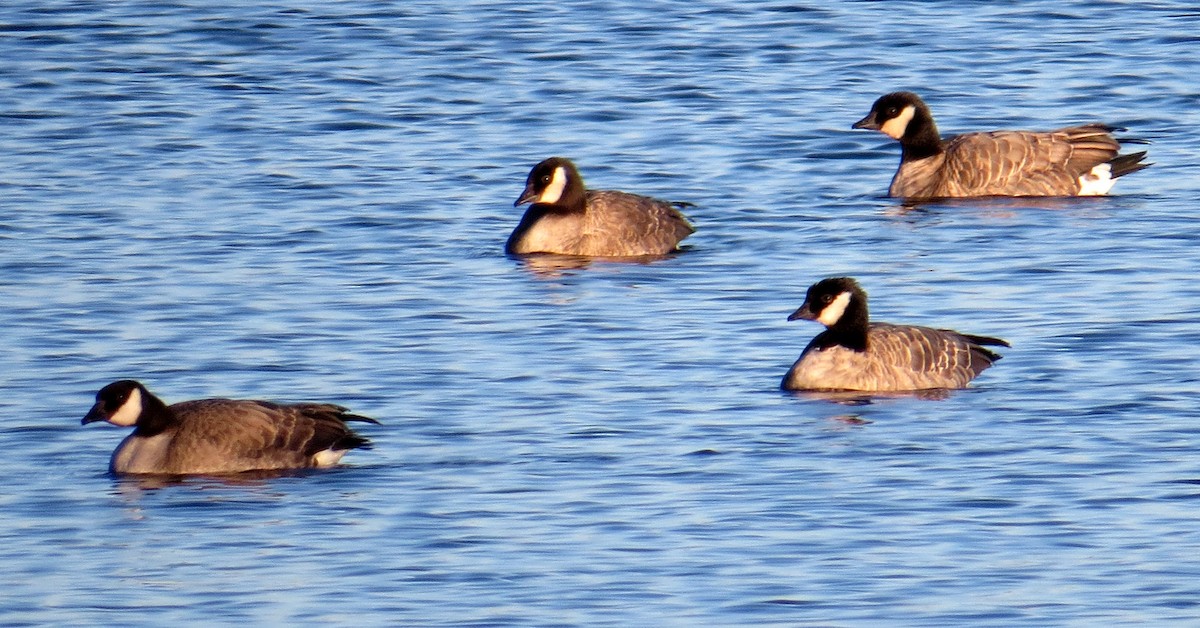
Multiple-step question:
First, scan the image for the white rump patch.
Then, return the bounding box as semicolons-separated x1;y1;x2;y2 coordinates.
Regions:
817;291;853;326
539;166;568;204
879;105;916;140
313;448;348;468
1077;162;1114;196
108;387;143;427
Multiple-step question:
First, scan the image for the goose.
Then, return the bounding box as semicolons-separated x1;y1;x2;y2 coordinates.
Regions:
506;157;695;256
81;380;378;475
852;91;1149;198
781;277;1009;392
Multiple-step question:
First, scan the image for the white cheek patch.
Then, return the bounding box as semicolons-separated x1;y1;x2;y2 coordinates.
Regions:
1077;162;1115;196
816;291;853;326
108;387;143;427
538;166;568;204
879;105;916;140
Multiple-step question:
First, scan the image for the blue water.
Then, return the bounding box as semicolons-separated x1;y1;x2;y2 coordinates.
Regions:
3;1;1200;625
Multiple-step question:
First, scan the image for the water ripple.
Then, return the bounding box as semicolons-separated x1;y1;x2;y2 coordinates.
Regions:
2;0;1200;625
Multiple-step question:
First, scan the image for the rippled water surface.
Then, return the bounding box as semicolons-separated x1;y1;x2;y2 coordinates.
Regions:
4;1;1200;625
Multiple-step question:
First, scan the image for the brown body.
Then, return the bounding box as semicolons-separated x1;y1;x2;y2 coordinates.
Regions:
82;380;377;475
507;157;694;256
854;92;1149;198
783;322;1005;392
782;277;1008;392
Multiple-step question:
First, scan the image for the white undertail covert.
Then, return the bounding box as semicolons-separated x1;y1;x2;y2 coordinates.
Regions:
1077;162;1115;196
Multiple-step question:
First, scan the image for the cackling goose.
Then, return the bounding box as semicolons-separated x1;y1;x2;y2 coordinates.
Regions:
782;277;1009;392
853;91;1149;198
507;157;695;256
81;380;378;475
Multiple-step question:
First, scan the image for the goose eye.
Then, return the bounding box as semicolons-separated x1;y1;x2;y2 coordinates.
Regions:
820;294;833;304
540;175;551;183
884;106;898;117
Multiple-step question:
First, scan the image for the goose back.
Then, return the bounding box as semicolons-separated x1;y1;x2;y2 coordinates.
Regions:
784;322;1005;392
894;125;1134;197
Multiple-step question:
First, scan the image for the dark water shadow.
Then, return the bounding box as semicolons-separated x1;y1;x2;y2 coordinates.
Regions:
108;465;366;494
884;194;1125;217
509;251;685;278
784;388;955;405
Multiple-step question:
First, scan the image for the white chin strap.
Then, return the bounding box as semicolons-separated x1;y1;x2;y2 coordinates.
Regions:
539;166;568;203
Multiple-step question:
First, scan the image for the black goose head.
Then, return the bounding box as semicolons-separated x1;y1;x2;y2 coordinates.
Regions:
82;380;147;427
788;276;869;331
853;92;942;158
82;379;174;435
515;157;587;211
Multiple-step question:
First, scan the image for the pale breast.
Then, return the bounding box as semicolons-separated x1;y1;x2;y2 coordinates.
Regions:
110;432;175;474
505;207;588;255
784;344;930;391
889;154;948;198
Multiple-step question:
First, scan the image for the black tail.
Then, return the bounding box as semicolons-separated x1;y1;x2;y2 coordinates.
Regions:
342;412;381;425
959;333;1011;348
1109;150;1151;179
334;433;374;451
337;413;378;450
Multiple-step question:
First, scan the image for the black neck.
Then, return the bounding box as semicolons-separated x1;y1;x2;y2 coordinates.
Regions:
529;200;584;216
821;297;870;351
554;180;587;213
899;112;944;162
132;390;177;437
